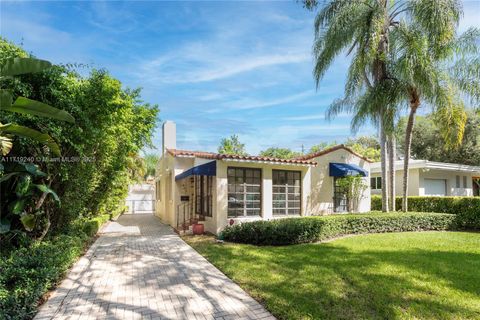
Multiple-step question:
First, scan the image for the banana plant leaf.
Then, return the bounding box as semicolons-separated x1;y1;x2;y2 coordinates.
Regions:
3;97;75;123
0;123;61;156
0;58;52;77
2;162;47;177
34;184;61;203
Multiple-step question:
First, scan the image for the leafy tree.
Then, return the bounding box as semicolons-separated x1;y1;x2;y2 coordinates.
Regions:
0;57;74;156
345;136;381;162
385;8;480;211
218;134;247;156
259;147;301;159
144;153;159;178
396;111;480;166
0;39;158;240
308;141;337;154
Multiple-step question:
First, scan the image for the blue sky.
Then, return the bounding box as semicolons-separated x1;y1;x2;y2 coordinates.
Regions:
1;1;479;155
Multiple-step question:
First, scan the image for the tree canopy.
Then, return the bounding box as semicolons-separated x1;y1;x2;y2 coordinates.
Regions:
218;134;247;156
396;111;480;166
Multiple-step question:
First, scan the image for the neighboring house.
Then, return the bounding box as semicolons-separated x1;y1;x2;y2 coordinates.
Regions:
370;160;480;197
155;121;371;234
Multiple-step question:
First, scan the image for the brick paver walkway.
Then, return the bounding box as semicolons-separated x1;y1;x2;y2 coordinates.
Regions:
35;215;275;320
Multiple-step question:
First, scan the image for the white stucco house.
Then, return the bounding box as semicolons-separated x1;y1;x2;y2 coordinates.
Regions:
155;121;372;234
370;160;480;197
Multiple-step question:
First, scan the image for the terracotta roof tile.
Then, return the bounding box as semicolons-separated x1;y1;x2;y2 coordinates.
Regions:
167;149;317;165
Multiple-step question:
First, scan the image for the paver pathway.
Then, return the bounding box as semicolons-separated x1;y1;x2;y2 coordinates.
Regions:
35;215;275;320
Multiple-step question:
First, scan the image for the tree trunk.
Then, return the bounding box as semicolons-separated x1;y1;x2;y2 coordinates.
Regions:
380;119;389;212
388;136;396;211
403;92;420;212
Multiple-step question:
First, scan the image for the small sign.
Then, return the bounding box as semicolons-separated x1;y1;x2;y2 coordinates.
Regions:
180;195;189;202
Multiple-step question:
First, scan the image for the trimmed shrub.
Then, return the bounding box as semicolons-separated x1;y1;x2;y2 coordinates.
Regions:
0;216;111;320
371;196;480;229
220;213;457;246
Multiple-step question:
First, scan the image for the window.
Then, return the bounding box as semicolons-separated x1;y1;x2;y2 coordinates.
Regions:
456;175;460;188
371;177;382;190
272;170;301;215
228;168;262;217
463;176;467;188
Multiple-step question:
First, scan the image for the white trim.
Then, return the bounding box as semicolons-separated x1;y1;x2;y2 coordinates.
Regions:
371;160;480;173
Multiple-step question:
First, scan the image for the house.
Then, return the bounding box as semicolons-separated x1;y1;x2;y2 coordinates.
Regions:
125;184;155;214
370;160;480;197
155;121;372;234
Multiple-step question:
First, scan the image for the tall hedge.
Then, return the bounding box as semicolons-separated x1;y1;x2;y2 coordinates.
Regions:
220;213;457;245
0;38;159;234
371;196;480;229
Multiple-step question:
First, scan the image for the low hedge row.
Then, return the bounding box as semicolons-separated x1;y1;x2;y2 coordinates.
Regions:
371;196;480;229
220;212;457;246
0;214;113;320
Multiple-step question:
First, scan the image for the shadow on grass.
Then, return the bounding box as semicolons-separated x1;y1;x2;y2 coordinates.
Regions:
187;234;480;320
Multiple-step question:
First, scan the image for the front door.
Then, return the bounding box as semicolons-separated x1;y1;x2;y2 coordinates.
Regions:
195;175;213;217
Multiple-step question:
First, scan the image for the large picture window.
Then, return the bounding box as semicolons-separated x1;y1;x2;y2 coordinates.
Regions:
228;168;262;217
272;170;301;215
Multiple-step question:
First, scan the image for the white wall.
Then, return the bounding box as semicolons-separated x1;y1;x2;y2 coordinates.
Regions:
371;169;420;196
419;169;474;196
309;149;371;214
371;169;476;197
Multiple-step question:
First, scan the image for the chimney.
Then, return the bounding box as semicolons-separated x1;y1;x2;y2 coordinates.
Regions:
162;121;176;154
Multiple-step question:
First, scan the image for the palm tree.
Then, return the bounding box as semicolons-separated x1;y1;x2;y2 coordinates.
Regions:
312;0;403;211
309;0;477;212
388;20;480;211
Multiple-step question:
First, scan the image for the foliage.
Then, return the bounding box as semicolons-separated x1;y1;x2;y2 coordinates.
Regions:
396;111;480;166
218;134;247;156
335;176;367;212
186;232;480;320
371;195;480;229
345;136;381;161
143;153;159;178
258;147;301;159
220;212;456;246
305;136;380;161
0;39;159;240
308;141;337;154
0;215;110;320
0;56;74;156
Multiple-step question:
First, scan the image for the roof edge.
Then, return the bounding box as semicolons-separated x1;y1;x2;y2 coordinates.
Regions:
295;144;373;163
167;148;317;166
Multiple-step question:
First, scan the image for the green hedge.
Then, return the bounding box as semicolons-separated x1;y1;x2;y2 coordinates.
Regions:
371;196;480;229
0;215;112;320
220;212;457;246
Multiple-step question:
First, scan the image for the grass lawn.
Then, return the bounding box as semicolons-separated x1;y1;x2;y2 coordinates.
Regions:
184;232;480;320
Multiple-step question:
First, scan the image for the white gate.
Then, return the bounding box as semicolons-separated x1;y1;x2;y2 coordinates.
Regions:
125;184;156;215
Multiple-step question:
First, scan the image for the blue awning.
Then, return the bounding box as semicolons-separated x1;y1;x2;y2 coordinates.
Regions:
329;162;368;177
175;161;216;181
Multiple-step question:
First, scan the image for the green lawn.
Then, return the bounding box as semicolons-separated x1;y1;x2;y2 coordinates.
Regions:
184;232;480;320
